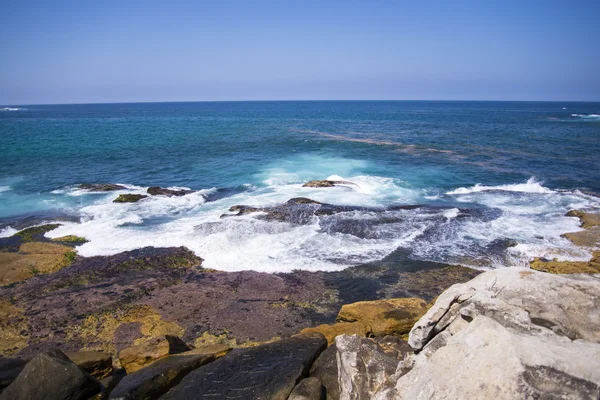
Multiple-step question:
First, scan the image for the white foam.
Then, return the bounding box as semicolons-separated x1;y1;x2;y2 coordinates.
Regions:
0;186;11;193
447;177;554;195
571;113;600;119
0;226;17;238
0;107;22;111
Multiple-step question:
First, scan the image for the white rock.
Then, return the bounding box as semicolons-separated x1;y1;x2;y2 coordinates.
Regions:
363;268;600;399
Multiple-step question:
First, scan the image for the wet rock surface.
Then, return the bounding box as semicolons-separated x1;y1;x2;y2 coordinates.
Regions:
160;333;327;400
146;187;193;197
113;194;148;203
302;180;355;188
79;184;128;191
0;348;101;400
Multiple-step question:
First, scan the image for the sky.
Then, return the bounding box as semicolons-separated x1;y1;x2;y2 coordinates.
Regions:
1;0;599;104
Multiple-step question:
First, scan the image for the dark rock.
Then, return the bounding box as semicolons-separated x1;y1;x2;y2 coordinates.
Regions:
0;348;101;400
109;348;222;400
119;335;191;374
288;377;324;400
147;187;193;197
161;333;327;400
0;358;27;391
100;369;126;395
302;180;355;188
79;184;127;191
113;194;148;203
66;351;113;379
309;345;339;400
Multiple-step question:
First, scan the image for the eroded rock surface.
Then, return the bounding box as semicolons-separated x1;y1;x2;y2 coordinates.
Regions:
288;377;324;400
336;335;410;400
160;333;327;400
309;345;339;400
370;268;600;400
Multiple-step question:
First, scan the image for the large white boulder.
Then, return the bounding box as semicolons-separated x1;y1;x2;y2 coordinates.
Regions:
340;267;600;399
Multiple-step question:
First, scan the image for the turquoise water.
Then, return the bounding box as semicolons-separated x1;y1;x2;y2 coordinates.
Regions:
1;101;599;271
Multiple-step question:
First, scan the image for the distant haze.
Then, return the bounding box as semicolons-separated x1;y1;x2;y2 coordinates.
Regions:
1;0;599;105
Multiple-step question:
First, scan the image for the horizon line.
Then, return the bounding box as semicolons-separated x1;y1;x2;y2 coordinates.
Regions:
3;98;600;107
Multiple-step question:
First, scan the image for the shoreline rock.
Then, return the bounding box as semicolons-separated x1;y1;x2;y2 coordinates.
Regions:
113;194;148;203
146;187;193;197
302;180;356;188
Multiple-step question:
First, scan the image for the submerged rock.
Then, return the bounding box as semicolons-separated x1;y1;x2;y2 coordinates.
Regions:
113;194;148;203
303;180;355;188
161;333;327;399
79;183;127;191
373;268;600;399
118;335;191;374
0;348;101;400
147;187;193;197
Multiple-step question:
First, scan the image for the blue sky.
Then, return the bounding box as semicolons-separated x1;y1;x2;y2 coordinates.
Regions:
1;0;599;104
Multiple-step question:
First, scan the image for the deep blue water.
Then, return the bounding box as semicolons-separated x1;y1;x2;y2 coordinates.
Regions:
1;101;599;272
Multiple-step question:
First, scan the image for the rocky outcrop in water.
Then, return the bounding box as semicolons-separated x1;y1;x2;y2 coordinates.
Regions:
146;187;193;197
344;268;600;399
79;184;127;191
303;180;355;188
113;194;148;203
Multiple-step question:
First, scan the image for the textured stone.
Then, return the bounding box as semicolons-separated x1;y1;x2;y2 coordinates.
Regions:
0;348;101;400
119;335;191;374
160;333;327;400
109;346;229;400
336;335;409;400
374;268;600;399
566;210;600;229
336;298;428;337
66;351;113;379
288;377;324;400
300;322;370;345
0;357;27;391
0;242;75;285
309;345;339;400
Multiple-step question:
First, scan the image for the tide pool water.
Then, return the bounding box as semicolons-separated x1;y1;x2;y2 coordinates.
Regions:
1;101;599;272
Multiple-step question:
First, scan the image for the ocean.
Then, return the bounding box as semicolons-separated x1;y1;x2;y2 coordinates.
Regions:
1;101;599;272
